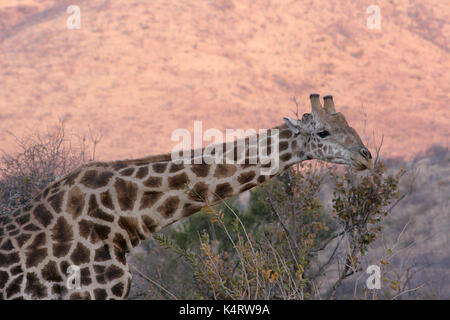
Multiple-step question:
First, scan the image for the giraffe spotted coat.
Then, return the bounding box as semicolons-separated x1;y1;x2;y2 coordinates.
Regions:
0;94;373;299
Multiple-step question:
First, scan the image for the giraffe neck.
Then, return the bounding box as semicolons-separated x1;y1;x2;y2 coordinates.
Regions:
94;123;307;249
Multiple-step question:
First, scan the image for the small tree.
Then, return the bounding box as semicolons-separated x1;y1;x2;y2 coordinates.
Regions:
0;122;100;215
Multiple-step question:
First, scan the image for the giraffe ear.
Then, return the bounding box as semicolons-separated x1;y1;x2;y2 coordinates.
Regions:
283;117;306;135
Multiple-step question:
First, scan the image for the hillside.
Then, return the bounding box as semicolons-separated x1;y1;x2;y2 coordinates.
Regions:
0;0;449;161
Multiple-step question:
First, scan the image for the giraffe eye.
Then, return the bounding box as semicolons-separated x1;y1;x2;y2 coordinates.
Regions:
317;130;330;138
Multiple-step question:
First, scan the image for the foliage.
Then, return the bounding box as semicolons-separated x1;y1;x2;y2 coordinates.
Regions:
0;122;100;215
151;161;405;299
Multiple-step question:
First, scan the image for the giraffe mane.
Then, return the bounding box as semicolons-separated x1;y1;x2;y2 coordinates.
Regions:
47;123;290;190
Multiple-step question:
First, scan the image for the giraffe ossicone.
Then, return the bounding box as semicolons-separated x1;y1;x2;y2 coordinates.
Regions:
0;93;373;299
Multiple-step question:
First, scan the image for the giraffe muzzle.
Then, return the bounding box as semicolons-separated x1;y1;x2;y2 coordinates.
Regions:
350;148;374;171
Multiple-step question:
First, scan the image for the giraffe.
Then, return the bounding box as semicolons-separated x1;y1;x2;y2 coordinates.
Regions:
0;94;372;299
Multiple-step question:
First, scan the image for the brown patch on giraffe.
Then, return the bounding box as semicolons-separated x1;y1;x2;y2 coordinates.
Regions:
168;172;189;190
140;191;163;209
257;175;266;183
88;194;114;222
114;178;138;211
279;141;289;151
118;216;145;247
169;162;184;172
188;182;209;202
5;237;16;250
10;265;23;275
157;196;180;218
181;203;203;217
78;219;111;243
152;162;168;174
0;238;14;251
64;169;82;186
135;166;149;179
213;183;233;202
33;204;53;227
41;260;63;282
94;244;112;262
6;222;17;231
48;190;65;213
66;186;85;219
25;232;47;268
51;217;74;258
105;265;124;281
291;140;297;149
237;171;256;184
80;170;114;189
297;151;305;159
143;176;162;188
213;164;237;178
119;167;135;176
15;212;30;225
70;242;91;265
280;153;293;162
1;237;14;252
23;222;40;232
112;162;128;171
111;282;124;297
141;215;158;234
1;215;12;224
280;129;292;139
0;270;8;289
113;233;128;265
80;267;92;286
240;183;257;193
15;233;31;248
190;163;210;177
69;291;92;300
51;283;67;297
59;260;70;275
100;190;114;210
5;275;23;299
94;288;108;300
25;272;48;299
93;162;109;168
0;251;20;268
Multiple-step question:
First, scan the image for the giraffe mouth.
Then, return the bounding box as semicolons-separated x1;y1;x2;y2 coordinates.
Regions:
350;157;374;171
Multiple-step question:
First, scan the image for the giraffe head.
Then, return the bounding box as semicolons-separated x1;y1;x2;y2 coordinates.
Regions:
283;93;373;171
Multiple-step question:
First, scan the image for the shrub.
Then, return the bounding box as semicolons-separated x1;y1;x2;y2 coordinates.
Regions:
152;160;405;299
0;122;98;215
